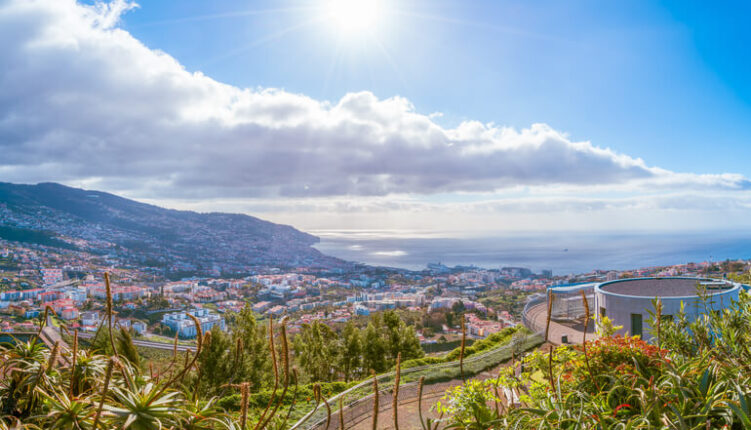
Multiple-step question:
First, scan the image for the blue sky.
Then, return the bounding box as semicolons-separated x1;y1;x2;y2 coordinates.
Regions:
2;0;751;235
118;0;751;175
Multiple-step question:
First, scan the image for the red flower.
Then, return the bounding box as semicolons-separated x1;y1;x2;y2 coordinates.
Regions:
614;403;631;415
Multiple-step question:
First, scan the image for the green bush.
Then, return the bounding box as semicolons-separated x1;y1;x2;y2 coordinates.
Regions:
401;356;445;369
444;325;528;361
217;380;354;411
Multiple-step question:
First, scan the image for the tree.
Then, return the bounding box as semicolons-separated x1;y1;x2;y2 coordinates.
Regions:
89;325;112;355
423;311;446;332
195;325;233;396
383;310;405;361
293;320;339;382
338;321;362;382
362;315;388;373
145;294;169;311
382;310;424;363
231;305;272;389
451;300;466;315
398;325;423;361
446;311;455;328
116;328;140;368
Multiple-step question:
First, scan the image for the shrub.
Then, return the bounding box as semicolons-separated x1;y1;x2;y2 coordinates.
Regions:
218;380;354;411
444;325;528;361
401;356;445;369
439;292;751;429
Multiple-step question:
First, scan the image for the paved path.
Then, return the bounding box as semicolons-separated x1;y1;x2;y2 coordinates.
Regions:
40;323;71;366
525;302;598;345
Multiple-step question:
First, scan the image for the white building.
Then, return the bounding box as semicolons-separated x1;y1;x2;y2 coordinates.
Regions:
41;268;64;286
64;287;88;303
80;311;102;328
594;277;742;341
132;321;147;334
162;308;225;338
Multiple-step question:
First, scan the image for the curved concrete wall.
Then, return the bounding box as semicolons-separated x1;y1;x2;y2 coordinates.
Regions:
594;278;741;341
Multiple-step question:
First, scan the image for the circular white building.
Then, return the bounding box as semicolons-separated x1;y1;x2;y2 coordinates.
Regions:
594;277;742;340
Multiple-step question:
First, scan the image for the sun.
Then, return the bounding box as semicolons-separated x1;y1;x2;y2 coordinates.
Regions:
326;0;381;34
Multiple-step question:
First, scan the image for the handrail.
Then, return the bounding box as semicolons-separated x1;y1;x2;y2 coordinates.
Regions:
521;293;547;335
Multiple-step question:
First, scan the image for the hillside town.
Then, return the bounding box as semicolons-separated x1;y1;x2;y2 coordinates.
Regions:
0;182;350;277
2;237;747;346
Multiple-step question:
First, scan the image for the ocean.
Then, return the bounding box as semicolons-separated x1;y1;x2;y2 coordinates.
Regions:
312;230;751;275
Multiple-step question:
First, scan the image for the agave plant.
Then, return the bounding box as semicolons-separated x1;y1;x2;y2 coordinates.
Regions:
1;338;47;366
209;416;244;430
0;338;62;419
103;381;182;430
66;351;109;398
437;379;504;430
37;388;95;430
726;384;751;428
1;272;409;430
178;397;229;430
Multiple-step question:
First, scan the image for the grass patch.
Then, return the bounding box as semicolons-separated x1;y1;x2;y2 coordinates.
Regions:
403;325;530;369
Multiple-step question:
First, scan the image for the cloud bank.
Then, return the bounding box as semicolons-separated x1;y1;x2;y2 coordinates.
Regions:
2;0;749;202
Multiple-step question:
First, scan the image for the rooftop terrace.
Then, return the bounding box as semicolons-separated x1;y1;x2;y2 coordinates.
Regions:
599;278;734;297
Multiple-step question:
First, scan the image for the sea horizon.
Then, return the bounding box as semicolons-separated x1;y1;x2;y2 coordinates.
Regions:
312;229;751;275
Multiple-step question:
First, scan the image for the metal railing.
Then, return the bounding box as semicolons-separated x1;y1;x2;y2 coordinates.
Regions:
521;293;547;335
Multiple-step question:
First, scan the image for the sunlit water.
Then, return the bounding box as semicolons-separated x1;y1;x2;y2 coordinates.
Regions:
312;230;751;275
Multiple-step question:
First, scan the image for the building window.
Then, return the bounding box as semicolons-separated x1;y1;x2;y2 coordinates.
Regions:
599;307;606;318
630;313;642;337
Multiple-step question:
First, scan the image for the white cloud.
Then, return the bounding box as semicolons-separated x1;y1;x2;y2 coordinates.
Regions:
134;189;751;234
1;0;749;202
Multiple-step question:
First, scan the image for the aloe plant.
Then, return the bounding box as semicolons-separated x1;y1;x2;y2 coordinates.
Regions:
0;273;314;430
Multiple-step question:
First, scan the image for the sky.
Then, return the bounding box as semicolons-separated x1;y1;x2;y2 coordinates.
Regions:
1;0;751;236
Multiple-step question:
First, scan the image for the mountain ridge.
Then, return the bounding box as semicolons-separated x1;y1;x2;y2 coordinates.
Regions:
0;181;348;273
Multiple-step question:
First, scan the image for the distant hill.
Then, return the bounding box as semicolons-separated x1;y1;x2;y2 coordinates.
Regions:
0;182;347;273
